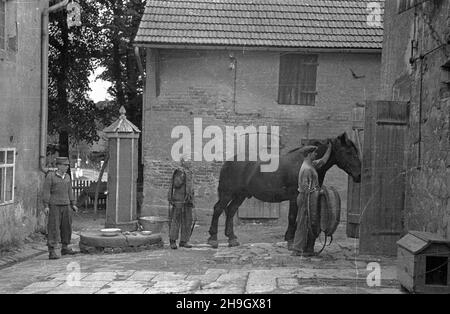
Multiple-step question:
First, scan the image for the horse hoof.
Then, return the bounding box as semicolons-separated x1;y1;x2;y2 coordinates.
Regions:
228;239;240;247
207;239;219;249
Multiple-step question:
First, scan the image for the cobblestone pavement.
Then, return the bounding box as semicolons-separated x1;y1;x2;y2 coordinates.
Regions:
0;230;403;294
0;209;404;294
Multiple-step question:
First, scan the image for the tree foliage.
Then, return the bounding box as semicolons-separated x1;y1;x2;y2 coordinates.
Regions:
95;0;146;128
48;0;146;156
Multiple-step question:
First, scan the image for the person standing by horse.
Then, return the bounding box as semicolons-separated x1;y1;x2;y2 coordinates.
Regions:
42;157;78;260
291;142;331;256
167;157;195;249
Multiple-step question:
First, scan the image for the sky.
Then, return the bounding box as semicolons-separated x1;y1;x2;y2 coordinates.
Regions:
88;67;112;103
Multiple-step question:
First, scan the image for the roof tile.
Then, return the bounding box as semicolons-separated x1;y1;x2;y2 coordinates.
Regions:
136;0;384;49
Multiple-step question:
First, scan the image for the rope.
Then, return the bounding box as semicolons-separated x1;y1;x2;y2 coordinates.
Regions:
317;235;327;255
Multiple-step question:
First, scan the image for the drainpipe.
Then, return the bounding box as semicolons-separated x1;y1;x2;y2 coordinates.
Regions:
40;0;69;173
134;46;145;76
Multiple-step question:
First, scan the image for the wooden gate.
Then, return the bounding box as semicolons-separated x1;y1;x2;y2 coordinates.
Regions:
347;106;365;238
359;101;409;256
72;180;107;208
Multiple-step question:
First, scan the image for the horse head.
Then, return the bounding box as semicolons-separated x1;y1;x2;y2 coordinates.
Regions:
331;133;361;183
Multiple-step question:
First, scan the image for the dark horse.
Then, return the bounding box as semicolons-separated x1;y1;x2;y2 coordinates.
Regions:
207;132;361;248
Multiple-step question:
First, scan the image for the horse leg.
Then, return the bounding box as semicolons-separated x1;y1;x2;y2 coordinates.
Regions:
285;198;298;250
224;195;246;247
207;192;232;248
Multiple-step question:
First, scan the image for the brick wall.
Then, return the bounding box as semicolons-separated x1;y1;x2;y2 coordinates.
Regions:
381;0;450;238
142;48;381;216
0;0;45;247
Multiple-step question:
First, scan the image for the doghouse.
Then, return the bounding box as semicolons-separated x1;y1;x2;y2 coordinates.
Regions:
397;231;450;294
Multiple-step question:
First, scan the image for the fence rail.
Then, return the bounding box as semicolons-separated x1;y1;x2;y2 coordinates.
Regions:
72;180;107;208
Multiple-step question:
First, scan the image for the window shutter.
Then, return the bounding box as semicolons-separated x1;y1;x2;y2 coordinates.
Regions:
279;54;318;106
301;55;318;106
278;54;299;105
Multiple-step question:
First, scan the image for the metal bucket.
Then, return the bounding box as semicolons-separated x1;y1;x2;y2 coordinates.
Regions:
138;216;169;233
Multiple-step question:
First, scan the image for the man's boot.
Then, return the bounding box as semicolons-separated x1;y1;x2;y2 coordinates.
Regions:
49;249;60;260
179;241;192;248
61;245;76;256
170;240;178;250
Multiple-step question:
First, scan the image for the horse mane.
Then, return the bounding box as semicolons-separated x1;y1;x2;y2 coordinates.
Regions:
287;138;330;154
286;134;358;157
287;147;303;154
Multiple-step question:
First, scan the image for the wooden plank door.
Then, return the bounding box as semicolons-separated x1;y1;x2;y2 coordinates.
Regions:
359;101;409;256
238;198;281;219
347;106;365;238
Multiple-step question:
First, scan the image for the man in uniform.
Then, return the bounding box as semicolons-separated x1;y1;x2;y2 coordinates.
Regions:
43;157;78;259
292;142;331;256
167;158;194;249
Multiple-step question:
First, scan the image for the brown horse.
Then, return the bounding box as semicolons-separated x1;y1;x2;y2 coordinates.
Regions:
207;132;361;248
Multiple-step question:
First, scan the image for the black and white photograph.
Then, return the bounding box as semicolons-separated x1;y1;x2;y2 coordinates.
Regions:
0;0;449;299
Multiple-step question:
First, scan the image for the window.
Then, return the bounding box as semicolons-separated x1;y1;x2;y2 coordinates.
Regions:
0;0;5;50
0;148;15;205
278;54;318;106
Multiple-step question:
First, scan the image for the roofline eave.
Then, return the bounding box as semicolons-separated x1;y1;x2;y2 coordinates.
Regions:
134;42;382;54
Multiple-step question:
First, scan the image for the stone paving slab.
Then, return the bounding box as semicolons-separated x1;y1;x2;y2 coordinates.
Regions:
145;280;201;294
58;280;111;289
46;287;102;294
103;281;154;288
1;226;401;295
152;272;187;282
291;286;404;294
16;287;54;294
96;287;149;294
277;278;299;290
197;284;245;294
44;272;90;281
21;281;64;289
13;266;401;294
128;271;159;281
0;247;47;270
186;268;228;285
247;270;279;293
83;272;118;281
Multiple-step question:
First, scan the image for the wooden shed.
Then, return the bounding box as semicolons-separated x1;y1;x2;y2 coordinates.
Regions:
397;231;450;294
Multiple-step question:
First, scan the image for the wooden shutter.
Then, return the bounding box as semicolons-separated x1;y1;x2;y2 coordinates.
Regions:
359;101;409;256
238;198;281;219
300;55;318;106
278;54;298;105
278;54;318;106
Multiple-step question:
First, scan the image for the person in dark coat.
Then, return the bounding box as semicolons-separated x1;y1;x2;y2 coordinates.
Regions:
167;158;194;249
42;157;78;260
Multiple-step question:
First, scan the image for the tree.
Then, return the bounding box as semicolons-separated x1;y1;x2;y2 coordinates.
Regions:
96;0;146;191
48;1;115;158
96;0;146;129
48;0;145;166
